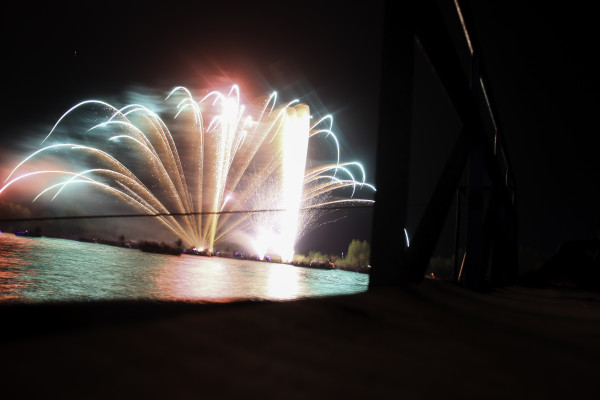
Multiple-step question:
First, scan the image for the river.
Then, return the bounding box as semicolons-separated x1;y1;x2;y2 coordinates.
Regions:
0;233;368;303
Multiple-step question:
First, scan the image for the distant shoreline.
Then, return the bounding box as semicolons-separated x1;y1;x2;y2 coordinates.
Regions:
1;231;369;274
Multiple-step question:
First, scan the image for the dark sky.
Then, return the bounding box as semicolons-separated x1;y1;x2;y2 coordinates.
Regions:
464;1;600;258
1;1;599;260
0;1;383;254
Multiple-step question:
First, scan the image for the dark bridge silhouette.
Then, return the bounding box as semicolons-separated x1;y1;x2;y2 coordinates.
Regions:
370;0;518;291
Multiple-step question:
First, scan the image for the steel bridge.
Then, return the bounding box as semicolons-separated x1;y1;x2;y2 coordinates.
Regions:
370;0;518;291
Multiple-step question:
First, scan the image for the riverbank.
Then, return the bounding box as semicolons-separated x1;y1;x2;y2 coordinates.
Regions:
1;279;598;398
3;231;370;273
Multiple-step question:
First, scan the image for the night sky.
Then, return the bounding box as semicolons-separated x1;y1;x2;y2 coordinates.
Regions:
1;1;599;264
0;1;383;254
465;2;600;261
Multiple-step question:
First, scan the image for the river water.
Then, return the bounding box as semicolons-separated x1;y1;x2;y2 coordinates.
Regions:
0;233;368;303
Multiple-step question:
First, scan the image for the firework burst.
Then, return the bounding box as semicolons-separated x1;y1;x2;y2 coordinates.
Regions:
1;86;375;261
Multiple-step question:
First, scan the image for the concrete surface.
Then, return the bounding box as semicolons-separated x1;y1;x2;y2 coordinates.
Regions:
1;279;599;399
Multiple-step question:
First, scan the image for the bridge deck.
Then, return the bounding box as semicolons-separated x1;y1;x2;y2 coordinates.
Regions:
1;280;599;398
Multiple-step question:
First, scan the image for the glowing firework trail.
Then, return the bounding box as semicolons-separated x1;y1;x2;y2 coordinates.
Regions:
1;86;375;260
279;104;310;262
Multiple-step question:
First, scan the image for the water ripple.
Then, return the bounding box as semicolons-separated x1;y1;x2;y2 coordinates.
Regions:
0;233;368;303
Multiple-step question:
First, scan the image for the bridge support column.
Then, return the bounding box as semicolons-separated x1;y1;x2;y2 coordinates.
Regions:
369;2;415;287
